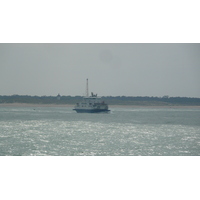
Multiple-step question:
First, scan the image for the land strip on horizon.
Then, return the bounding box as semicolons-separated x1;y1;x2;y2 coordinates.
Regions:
1;95;200;106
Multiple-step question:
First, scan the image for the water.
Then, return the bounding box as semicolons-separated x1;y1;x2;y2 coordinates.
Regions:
0;106;200;156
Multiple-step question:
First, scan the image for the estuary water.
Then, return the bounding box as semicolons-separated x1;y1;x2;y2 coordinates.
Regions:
0;106;200;156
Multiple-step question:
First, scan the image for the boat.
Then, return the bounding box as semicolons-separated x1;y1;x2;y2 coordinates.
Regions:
73;79;110;113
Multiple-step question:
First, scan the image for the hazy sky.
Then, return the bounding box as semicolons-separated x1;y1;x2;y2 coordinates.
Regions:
0;43;200;97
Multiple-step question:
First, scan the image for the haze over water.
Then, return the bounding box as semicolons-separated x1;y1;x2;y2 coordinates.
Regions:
1;106;199;156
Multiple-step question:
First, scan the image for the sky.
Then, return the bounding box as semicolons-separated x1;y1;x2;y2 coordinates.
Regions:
0;43;200;97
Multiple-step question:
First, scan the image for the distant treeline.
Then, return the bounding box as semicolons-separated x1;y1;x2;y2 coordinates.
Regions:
1;95;200;106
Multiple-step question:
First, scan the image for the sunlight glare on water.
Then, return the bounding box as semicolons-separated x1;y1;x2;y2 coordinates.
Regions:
0;106;200;156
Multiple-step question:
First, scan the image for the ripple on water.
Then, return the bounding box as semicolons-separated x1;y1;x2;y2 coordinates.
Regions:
0;107;200;156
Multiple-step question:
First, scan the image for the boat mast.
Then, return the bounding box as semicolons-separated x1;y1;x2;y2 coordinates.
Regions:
86;78;89;97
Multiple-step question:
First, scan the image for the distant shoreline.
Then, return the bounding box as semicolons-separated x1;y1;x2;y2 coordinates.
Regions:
0;103;74;107
1;103;200;109
110;105;200;109
1;95;200;107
